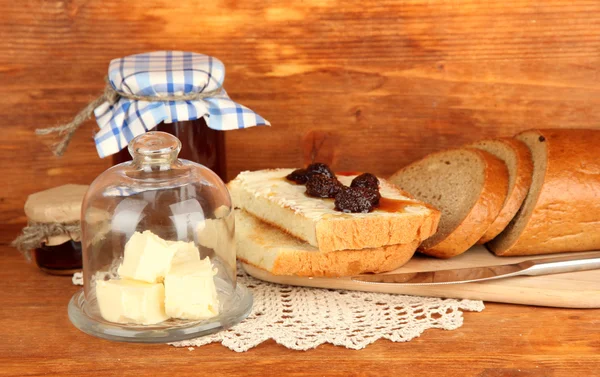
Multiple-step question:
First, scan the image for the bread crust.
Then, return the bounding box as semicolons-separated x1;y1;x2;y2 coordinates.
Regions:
489;129;600;256
237;240;419;277
392;148;509;259
469;138;533;243
315;210;440;252
235;208;420;277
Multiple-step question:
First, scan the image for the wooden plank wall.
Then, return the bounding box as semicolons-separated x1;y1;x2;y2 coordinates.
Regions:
1;0;600;244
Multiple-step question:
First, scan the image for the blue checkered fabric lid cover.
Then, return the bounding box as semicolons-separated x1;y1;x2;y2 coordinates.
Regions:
93;51;269;158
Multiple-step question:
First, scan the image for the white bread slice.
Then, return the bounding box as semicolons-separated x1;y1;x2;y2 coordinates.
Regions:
235;209;419;277
228;169;440;253
389;148;509;259
488;129;600;256
468;138;533;243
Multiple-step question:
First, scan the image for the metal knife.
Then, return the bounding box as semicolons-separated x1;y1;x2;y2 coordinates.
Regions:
351;252;600;285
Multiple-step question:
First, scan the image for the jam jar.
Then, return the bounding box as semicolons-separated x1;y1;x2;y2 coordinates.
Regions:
34;239;82;275
68;131;252;343
17;184;88;275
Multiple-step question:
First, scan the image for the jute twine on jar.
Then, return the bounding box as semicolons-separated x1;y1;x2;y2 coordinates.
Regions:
35;77;223;157
11;222;81;259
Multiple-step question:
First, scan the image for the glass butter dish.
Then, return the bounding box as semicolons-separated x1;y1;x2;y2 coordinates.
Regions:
68;132;252;343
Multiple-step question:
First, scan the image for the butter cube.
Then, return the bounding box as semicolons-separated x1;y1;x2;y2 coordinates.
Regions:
118;231;177;283
164;258;219;320
167;240;201;266
95;279;169;325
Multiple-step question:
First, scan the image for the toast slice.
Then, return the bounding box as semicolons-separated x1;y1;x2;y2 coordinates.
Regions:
468;138;533;243
235;209;419;277
389;148;509;258
228;169;440;252
488;129;600;256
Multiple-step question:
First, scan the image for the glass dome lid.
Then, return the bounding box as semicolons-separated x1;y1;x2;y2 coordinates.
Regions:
68;131;252;343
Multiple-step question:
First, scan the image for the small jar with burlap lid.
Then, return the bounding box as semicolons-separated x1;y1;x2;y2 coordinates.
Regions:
12;184;88;275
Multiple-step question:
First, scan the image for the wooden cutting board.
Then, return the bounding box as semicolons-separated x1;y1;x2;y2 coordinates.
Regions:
242;245;600;308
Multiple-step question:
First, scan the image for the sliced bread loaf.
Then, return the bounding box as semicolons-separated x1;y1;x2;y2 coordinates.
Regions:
235;209;419;277
389;148;509;258
468;138;533;243
488;129;600;256
228;170;440;252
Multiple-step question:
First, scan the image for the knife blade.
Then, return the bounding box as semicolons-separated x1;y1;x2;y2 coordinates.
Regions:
350;252;600;285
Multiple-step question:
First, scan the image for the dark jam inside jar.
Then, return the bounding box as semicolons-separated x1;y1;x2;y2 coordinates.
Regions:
34;240;82;275
112;118;226;181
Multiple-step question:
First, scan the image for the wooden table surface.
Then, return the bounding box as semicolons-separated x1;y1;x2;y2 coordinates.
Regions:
1;245;599;377
3;0;600;242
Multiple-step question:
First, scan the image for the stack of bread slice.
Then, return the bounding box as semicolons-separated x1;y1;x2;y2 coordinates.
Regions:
390;128;600;258
228;169;441;277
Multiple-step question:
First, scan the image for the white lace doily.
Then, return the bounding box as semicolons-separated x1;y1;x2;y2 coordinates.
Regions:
72;265;484;352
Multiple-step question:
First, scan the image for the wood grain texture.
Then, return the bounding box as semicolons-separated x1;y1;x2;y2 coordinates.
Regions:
243;246;600;308
1;246;599;377
1;3;600;373
2;0;600;246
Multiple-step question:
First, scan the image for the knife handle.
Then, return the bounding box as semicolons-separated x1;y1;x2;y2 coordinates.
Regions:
520;252;600;276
